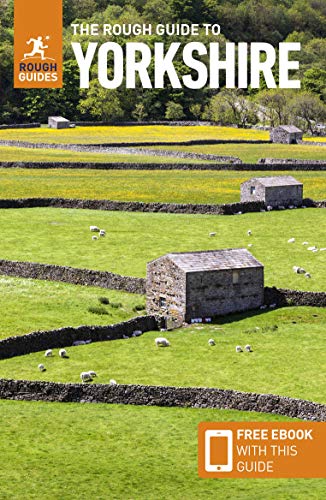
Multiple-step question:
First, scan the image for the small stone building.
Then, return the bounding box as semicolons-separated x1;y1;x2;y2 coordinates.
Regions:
241;175;303;208
48;116;70;129
146;249;264;328
270;125;303;144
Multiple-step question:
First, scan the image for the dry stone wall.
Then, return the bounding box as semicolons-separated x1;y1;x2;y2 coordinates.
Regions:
0;259;146;294
0;379;324;421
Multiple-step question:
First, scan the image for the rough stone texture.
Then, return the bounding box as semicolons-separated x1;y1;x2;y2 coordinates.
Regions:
270;126;303;144
259;158;326;165
241;176;303;208
147;250;264;326
0;123;41;129
0;379;324;421
0;316;159;360
0;161;325;171
0;197;275;215
0;259;146;294
264;287;326;308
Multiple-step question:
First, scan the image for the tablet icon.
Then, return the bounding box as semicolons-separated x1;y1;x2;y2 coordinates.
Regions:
205;430;233;472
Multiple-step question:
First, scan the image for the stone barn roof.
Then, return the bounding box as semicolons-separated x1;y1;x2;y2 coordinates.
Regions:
150;249;263;272
275;125;302;133
48;116;70;123
242;176;302;187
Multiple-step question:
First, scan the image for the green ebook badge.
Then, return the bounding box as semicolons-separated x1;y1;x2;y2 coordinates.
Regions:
198;422;326;478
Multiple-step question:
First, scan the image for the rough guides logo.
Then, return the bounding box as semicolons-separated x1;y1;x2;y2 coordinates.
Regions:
14;0;63;88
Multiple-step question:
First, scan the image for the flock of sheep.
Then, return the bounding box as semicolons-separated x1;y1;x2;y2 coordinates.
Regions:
155;336;253;353
90;225;106;241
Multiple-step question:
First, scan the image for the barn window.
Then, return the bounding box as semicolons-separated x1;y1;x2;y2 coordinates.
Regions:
159;296;166;308
232;271;239;284
250;186;256;195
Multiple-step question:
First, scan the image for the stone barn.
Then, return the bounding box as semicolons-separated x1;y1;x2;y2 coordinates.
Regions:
146;249;264;328
270;125;303;144
48;116;70;129
241;175;303;208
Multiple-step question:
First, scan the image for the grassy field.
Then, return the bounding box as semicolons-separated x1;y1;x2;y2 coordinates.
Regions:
0;146;212;164
0;275;145;339
0;168;325;203
3;400;324;500
0;125;270;144
0;307;324;403
146;143;326;163
0;208;324;291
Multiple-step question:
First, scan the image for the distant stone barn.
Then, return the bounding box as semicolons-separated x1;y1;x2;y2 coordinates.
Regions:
48;116;71;129
241;176;303;208
270;125;303;144
146;249;264;328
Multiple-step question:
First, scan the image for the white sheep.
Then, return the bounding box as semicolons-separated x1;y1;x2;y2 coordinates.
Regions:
80;371;93;383
302;242;309;245
92;235;98;241
236;345;243;353
59;349;68;358
155;337;170;347
248;243;253;247
90;226;100;232
44;349;53;357
320;248;326;252
278;205;285;210
260;305;267;310
208;339;215;346
73;340;86;346
38;363;46;372
88;371;97;378
293;266;300;273
245;344;252;352
288;238;295;243
305;272;311;279
132;330;142;337
110;379;117;385
269;303;276;308
209;232;216;237
308;246;317;251
247;230;252;236
122;335;129;339
99;229;106;237
267;206;273;211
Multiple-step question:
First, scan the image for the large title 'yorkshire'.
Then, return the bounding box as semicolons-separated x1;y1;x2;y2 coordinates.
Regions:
71;23;301;89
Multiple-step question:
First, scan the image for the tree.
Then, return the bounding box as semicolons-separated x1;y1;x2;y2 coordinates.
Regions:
165;101;185;120
303;68;326;101
189;104;202;121
205;90;257;127
288;92;326;133
132;103;148;122
78;82;124;121
256;89;291;127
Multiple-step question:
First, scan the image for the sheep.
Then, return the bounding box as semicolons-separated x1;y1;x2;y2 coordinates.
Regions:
245;344;252;352
307;246;317;251
90;226;100;232
236;345;243;353
269;303;276;308
59;348;68;358
73;340;86;346
38;363;46;372
278;205;285;210
92;235;98;241
88;371;97;378
132;330;142;337
288;238;295;243
99;229;106;237
208;339;216;346
110;379;117;385
80;371;93;383
293;266;305;274
305;272;311;279
236;211;242;215
155;337;170;347
260;305;267;310
209;232;216;237
266;206;273;211
320;248;326;252
122;335;129;339
302;242;309;245
44;349;53;357
248;243;253;247
247;230;252;236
